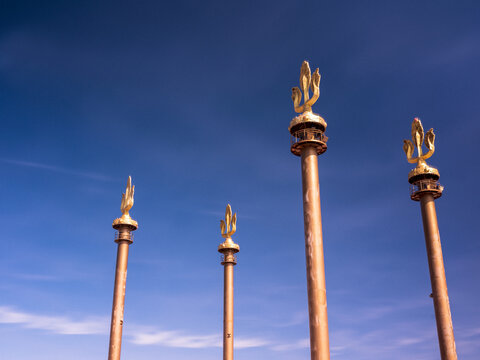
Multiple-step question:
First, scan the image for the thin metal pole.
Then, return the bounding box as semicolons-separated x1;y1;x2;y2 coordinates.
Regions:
300;145;330;360
223;254;234;360
108;237;130;360
420;194;457;360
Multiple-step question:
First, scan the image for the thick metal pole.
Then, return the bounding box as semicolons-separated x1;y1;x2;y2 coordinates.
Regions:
108;238;130;360
300;145;330;360
223;252;234;360
420;194;457;360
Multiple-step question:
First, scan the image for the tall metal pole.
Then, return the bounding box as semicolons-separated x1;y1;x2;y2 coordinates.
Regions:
289;61;330;360
108;176;138;360
403;118;457;360
420;194;457;359
218;204;239;360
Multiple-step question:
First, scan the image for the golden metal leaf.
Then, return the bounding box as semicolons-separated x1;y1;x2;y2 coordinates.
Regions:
412;118;424;151
225;204;231;233
292;87;302;109
300;61;311;102
403;139;414;160
311;69;321;96
230;213;237;236
425;128;435;152
220;220;226;234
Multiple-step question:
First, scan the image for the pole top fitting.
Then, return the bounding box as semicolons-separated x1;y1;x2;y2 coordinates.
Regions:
289;61;328;156
403;118;444;201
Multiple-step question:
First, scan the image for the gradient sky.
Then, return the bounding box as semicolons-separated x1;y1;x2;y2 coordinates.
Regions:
1;1;479;359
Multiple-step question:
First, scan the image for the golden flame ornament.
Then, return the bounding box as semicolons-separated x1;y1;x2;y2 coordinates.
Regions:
403;118;440;184
403;118;436;165
292;60;321;113
218;204;239;252
220;204;237;239
113;176;138;229
120;176;135;218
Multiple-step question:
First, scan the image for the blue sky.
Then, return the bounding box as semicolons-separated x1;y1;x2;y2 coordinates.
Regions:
1;1;479;359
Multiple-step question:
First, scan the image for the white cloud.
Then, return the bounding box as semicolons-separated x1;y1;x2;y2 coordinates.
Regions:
130;331;220;348
0;306;108;335
0;306;270;350
5;304;477;357
130;330;270;349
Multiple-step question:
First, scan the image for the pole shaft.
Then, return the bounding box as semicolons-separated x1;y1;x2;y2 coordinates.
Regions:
223;258;234;360
108;240;130;360
420;194;457;360
300;146;330;360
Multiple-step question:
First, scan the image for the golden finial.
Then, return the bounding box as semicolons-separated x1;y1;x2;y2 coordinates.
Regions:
113;176;138;229
403;118;436;165
220;204;237;238
292;60;321;113
120;176;135;218
403;118;439;183
218;204;239;253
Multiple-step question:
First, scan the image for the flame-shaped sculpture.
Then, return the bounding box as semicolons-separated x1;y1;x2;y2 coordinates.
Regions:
120;176;135;218
220;204;237;239
403;118;435;165
291;60;321;113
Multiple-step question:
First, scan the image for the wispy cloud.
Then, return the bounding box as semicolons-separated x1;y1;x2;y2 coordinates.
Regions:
130;330;220;348
1;158;112;181
4;304;477;357
130;330;270;349
0;306;269;350
0;306;108;335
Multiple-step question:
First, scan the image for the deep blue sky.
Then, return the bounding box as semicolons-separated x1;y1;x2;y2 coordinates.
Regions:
1;1;479;359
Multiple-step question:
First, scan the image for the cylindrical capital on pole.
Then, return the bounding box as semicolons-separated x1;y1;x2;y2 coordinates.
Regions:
301;145;330;360
420;194;457;360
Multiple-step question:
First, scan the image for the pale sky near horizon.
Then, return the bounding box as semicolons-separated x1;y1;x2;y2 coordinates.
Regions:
1;1;479;359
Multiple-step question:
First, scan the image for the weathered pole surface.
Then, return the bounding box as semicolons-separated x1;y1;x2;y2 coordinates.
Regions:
289;61;330;360
301;145;330;360
222;251;235;360
108;228;132;360
218;204;239;360
108;176;138;360
420;194;457;360
403;118;457;360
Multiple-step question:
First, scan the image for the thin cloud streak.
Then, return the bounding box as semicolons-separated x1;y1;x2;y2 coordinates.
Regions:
0;306;270;350
1;305;479;357
1;158;112;181
0;306;108;335
130;330;270;349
